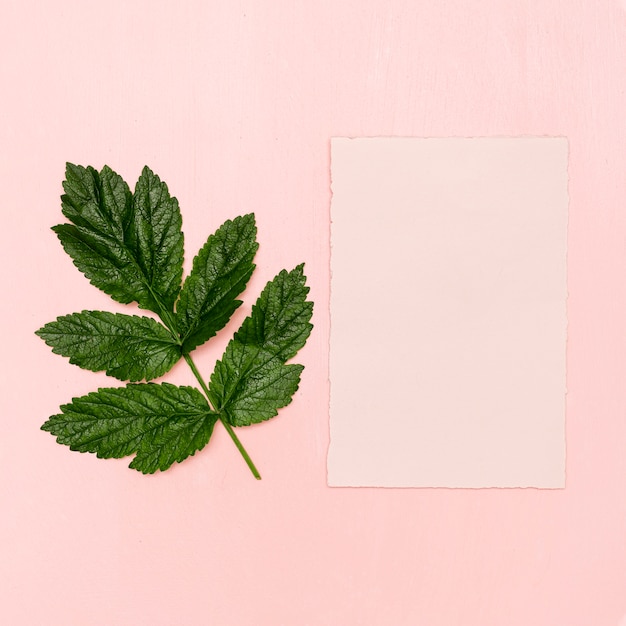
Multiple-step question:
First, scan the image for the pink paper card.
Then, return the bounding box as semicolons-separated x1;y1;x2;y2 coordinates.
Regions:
328;137;568;488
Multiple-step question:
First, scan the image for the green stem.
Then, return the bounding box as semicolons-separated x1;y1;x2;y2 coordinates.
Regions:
116;238;258;476
219;420;262;480
147;285;260;479
182;353;261;480
182;353;212;398
160;309;181;341
152;299;182;345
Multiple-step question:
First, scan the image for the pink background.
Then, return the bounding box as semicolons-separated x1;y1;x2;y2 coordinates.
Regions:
1;1;625;624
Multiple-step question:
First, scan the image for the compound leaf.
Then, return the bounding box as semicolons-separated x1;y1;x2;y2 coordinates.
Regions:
39;164;315;477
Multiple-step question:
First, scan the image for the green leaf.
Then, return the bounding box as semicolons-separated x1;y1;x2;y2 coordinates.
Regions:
61;163;132;237
52;222;148;307
41;163;315;477
208;264;313;426
176;214;258;353
36;311;181;382
127;166;184;311
54;164;183;314
41;384;217;473
129;412;218;474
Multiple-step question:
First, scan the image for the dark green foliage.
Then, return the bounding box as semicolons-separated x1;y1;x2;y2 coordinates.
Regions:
37;164;313;476
36;311;181;382
208;265;313;426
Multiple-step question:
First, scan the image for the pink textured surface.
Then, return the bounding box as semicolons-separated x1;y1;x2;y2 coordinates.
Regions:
1;1;625;624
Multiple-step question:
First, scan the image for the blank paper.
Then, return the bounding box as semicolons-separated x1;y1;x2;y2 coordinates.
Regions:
328;137;568;488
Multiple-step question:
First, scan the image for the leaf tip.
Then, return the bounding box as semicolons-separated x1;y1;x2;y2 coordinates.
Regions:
129;459;157;475
64;161;79;175
40;418;54;433
139;164;158;183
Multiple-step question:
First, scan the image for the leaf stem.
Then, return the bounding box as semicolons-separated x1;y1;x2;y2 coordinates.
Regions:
219;419;262;480
149;295;182;345
182;353;211;398
149;288;259;478
182;352;261;480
